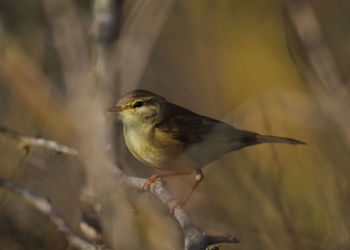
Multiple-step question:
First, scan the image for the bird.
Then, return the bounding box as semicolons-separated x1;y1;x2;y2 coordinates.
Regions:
108;89;305;206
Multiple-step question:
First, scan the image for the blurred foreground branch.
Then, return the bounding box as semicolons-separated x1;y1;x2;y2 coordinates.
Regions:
0;177;106;250
0;125;239;250
0;124;77;155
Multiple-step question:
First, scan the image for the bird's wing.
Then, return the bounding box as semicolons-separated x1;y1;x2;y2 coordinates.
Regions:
154;104;207;145
154;103;252;147
154;103;260;166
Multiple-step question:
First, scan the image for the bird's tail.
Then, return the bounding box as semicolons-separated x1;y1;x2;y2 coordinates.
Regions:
256;134;305;145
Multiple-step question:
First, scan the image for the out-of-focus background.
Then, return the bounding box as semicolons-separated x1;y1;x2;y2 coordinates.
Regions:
1;0;350;249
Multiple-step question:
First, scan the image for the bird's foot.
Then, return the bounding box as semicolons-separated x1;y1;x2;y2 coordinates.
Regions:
143;175;159;191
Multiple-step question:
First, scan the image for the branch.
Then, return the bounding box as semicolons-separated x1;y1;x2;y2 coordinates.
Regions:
112;166;240;250
0;177;107;250
0;125;77;155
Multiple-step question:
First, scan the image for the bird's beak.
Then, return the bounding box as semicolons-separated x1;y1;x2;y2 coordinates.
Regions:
107;106;125;112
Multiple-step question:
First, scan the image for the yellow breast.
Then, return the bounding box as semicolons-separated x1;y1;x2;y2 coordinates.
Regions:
123;125;184;169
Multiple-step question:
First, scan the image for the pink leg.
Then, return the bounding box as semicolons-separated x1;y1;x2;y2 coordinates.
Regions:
171;169;204;214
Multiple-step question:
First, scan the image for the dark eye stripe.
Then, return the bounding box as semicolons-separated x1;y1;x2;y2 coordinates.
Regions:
132;101;143;108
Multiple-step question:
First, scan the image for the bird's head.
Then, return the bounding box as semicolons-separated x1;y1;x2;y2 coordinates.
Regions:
108;89;166;126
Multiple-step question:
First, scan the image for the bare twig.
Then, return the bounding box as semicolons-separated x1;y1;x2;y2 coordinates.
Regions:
0;177;107;250
112;165;240;250
0;125;77;155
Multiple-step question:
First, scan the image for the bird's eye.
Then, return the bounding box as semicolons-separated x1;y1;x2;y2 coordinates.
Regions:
132;101;143;108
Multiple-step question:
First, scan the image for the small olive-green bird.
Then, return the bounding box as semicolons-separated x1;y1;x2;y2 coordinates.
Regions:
108;89;305;205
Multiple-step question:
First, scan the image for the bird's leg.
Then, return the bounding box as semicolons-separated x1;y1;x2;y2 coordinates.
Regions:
183;169;204;205
171;169;204;214
143;171;193;190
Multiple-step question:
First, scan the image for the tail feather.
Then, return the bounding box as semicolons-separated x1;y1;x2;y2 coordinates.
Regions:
255;134;305;145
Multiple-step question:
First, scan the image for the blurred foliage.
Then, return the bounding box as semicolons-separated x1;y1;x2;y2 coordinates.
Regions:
1;0;350;249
